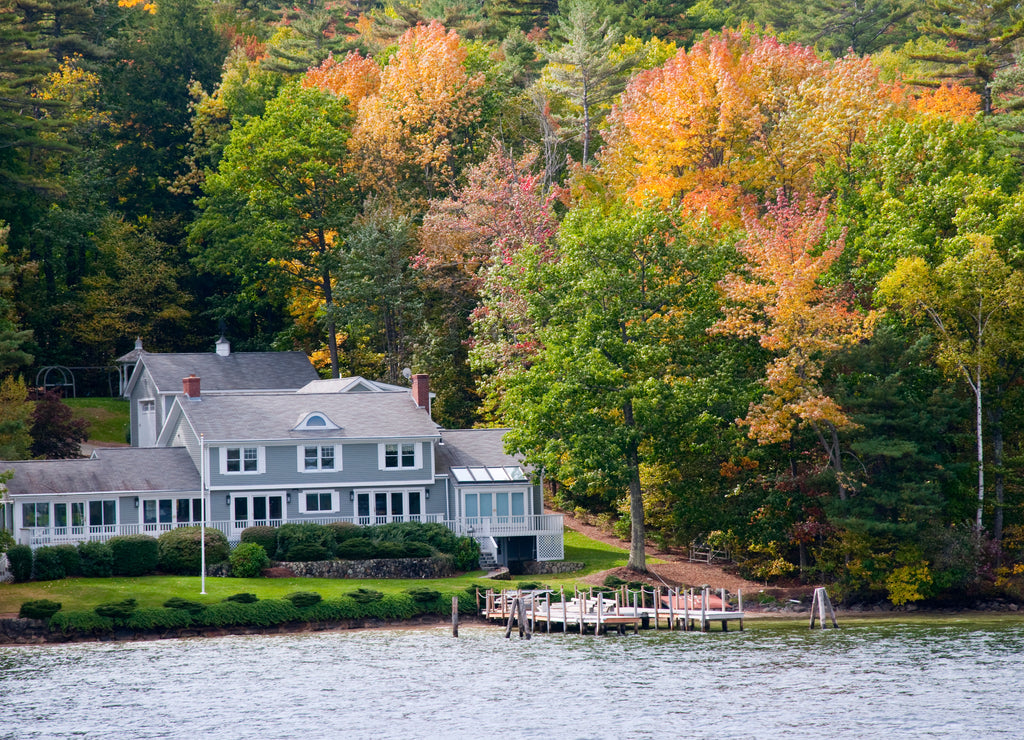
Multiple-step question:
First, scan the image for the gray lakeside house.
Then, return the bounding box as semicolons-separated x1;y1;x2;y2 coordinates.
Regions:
0;339;564;567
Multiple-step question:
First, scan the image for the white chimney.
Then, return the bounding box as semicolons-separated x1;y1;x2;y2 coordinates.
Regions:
216;335;230;357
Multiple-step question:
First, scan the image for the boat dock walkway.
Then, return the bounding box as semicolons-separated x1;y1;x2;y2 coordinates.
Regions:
480;585;746;636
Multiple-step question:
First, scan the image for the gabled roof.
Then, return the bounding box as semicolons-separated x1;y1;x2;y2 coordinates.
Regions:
126;351;318;396
436;429;530;481
2;448;200;496
166;392;441;443
297;376;410;394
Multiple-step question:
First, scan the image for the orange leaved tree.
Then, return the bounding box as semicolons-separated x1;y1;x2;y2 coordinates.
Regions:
711;193;876;500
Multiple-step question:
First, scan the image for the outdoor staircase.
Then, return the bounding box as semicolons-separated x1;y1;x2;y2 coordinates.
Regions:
478;551;499;570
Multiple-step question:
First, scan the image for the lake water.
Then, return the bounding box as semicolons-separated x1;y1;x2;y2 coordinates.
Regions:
1;618;1022;739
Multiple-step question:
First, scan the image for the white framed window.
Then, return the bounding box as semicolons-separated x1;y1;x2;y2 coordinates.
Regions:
299;489;339;514
88;500;117;527
143;498;203;527
294;412;340;430
378;442;421;470
355;489;424;525
463;490;526;519
221;446;264;474
22;502;50;528
299;444;338;472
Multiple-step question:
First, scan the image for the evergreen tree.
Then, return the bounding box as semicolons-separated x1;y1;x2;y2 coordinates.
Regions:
750;0;918;57
263;0;357;75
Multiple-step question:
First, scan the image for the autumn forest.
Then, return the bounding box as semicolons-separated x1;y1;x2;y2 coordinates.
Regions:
3;0;1024;603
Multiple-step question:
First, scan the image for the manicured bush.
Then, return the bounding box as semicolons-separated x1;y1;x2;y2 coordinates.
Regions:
346;587;383;604
77;540;113;577
108;534;159;576
326;521;361;545
127;607;194;630
224;592;258;603
239;525;277;556
19;599;62;620
52;544;82;577
275;523;334;560
31;546;66;581
49;610;114;634
229;541;270;577
7;544;32;582
163;597;205;615
157;526;229;575
281;542;331;562
336;537;376;560
373;541;408;559
452;536;481;571
94;598;138;620
404;587;440;603
284;591;322;608
402;541;436;558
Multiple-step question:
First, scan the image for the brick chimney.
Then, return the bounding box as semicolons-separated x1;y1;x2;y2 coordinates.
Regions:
183;374;201;399
411;373;429;412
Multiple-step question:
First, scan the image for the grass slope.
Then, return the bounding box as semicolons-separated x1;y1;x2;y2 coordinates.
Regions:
65;398;129;445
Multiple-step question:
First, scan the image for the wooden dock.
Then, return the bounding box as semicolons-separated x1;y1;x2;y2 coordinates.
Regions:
480;585;745;636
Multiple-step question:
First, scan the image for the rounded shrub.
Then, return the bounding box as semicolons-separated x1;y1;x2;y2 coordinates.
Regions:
401;541;435;559
163;597;206;615
224;592;259;604
275;523;334;560
336;537;377;560
77;540;114;577
7;544;33;582
52;544;82;577
19;599;62;620
284;591;322;608
452;537;481;571
327;521;361;545
346;587;383;604
158;527;229;575
94;598;138;620
108;534;159;576
229;542;270;577
239;526;278;557
32;546;66;581
281;542;331;562
404;587;441;603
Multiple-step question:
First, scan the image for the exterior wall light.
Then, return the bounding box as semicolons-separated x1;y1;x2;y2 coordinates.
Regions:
134;497;139;508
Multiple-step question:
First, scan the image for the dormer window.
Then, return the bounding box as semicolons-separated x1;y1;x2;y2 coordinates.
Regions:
294;412;340;431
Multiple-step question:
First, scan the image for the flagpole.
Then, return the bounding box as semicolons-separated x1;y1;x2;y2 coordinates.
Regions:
200;433;206;595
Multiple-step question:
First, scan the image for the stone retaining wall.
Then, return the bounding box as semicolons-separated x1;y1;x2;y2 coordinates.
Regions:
209;556;454;579
515;560;584;575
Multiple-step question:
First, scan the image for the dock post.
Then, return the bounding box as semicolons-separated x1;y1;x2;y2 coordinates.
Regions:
683;589;690;631
546;590;551;633
738;589;744;631
632;590;639;634
700;588;707;633
653;587;660;630
597;592;604;636
810;587;839;629
505;597;517;638
475;588;480;615
667;588;675;631
721;588;728;632
562;587;567;633
452;595;459;637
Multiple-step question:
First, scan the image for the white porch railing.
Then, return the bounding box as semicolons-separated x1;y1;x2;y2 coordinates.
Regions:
17;513;564;551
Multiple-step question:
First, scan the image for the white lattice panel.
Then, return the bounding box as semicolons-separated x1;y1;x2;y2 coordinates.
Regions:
536;534;563;561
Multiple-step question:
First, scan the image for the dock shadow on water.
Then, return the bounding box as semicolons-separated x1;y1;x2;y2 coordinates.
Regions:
1;618;1022;739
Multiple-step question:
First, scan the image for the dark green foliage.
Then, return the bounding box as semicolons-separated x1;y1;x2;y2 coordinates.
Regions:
163;597;206;615
126;607;194;631
281;543;332;562
239;525;278;556
274;523;335;560
77;540;113;577
49;610;114;634
603;574;627;588
51;545;81;577
346;588;383;604
326;521;362;545
108;534;159;577
372;541;409;559
31;546;65;581
284;591;322;608
404;587;441;603
452;537;481;571
7;544;32;582
19;599;61;620
229;541;271;577
224;592;259;604
402;542;436;559
94;598;138;620
157;527;229;575
336;537;377;560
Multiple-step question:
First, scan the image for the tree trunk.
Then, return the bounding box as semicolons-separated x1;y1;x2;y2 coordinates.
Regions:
975;368;984;531
623;399;647;572
987;400;1005;556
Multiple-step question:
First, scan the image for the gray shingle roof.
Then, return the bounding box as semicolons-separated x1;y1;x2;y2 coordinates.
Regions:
297;377;410;394
436;429;525;473
174;392;441;441
137;352;318;394
3;448;200;496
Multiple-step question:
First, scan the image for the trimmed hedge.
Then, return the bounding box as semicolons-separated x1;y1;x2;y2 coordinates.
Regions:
229;541;270;577
78;540;114;577
326;521;361;544
32;546;66;581
284;591;322;608
225;592;259;604
19;599;62;620
275;523;335;560
108;534;159;576
52;544;82;577
163;597;205;615
7;544;32;582
94;598;138;620
47;592;478;635
158;527;229;575
239;526;277;555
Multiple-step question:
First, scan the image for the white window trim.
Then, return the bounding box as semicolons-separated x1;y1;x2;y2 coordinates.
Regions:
294;412;340;431
377;441;422;470
459;486;531;518
298;489;340;514
229;492;287;530
297;443;340;473
220;446;265;475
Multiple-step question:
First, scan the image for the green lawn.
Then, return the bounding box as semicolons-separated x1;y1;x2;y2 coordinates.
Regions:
0;529;643;614
65;397;130;445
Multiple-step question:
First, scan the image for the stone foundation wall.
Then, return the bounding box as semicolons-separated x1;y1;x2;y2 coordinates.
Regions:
209;556;454;579
515;560;584;575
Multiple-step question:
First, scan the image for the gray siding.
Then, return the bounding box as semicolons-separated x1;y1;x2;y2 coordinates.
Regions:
118;496;139;525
